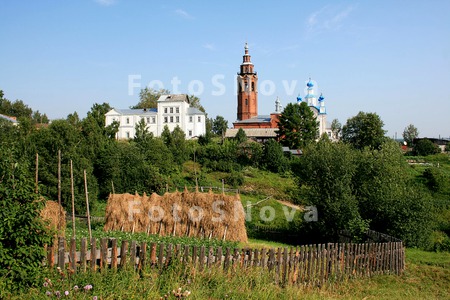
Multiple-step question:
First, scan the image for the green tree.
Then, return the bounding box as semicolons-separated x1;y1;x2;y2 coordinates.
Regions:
189;95;206;113
342;111;386;150
330;118;341;140
134;118;152;143
132;88;170;109
261;139;289;173
212;115;228;137
277;102;319;149
446;142;450;153
235;128;247;144
0;146;51;291
413;139;441;156
161;125;172;146
402;124;419;146
292;138;361;241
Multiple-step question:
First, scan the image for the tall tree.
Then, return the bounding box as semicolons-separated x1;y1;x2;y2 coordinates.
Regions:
330;118;342;140
212;115;228;137
234;128;247;144
342;111;386;150
132;88;171;109
402;124;419;146
189;95;206;113
276;102;319;149
134;118;152;143
292;138;362;241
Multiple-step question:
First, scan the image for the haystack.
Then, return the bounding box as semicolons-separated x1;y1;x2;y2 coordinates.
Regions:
104;190;248;243
40;200;66;248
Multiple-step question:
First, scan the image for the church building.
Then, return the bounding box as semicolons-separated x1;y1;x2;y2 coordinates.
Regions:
226;43;332;142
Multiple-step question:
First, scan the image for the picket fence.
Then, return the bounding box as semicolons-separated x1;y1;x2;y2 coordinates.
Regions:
46;237;405;286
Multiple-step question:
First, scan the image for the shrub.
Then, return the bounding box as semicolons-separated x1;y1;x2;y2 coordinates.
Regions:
0;147;52;293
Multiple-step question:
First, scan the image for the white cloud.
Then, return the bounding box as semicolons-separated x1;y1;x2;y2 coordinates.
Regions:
203;43;215;51
94;0;116;6
175;9;194;20
307;5;355;34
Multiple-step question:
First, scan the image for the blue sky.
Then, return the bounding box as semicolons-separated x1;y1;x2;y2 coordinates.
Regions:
1;0;449;138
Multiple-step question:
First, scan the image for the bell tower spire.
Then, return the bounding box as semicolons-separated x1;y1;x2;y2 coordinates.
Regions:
237;43;258;121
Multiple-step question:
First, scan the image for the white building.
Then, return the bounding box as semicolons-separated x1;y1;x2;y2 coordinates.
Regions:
105;94;206;139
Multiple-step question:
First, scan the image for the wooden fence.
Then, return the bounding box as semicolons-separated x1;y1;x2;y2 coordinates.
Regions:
47;237;405;286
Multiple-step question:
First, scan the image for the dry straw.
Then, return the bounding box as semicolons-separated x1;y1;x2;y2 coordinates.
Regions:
104;189;248;243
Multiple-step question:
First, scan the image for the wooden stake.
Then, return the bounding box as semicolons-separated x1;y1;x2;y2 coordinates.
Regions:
58;150;62;233
84;170;92;240
111;180;115;194
35;153;39;194
70;160;76;238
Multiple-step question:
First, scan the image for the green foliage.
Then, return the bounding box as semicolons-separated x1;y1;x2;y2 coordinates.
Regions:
188;94;205;113
413;139;441;156
234;128;247;143
225;170;244;187
134;118;152;143
422;167;449;193
292;139;360;240
0;147;52;292
261;139;290;173
132;87;170;109
211;115;228;137
330;118;341;140
403;124;419;146
342;111;386;150
277;102;319;149
292;138;435;247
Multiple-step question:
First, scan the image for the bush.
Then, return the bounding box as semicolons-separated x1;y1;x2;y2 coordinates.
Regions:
413;139;441;156
0;147;52;293
225;171;244;188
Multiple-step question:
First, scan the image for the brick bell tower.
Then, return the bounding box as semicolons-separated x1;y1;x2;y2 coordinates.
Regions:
237;43;258;121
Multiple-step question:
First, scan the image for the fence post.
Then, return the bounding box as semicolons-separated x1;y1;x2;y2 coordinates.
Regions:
58;237;65;270
111;239;118;270
100;238;108;270
80;238;87;272
90;238;97;271
139;241;147;270
70;238;77;273
120;240;128;268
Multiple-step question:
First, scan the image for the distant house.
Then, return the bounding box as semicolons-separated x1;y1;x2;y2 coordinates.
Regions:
0;114;18;126
105;94;206;139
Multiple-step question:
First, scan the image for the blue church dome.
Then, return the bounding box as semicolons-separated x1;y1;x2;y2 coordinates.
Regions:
307;81;314;88
296;95;302;102
318;94;324;102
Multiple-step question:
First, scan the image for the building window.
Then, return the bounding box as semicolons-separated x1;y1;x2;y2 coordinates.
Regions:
245;99;248;105
189;116;193;122
170;116;173;123
164;117;168;123
152;117;156;123
126;117;130;124
188;130;192;137
252;82;255;91
164;107;168;113
146;117;150;123
176;107;179;113
176;116;179;123
170;107;173;113
198;116;201;122
126;132;130;138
